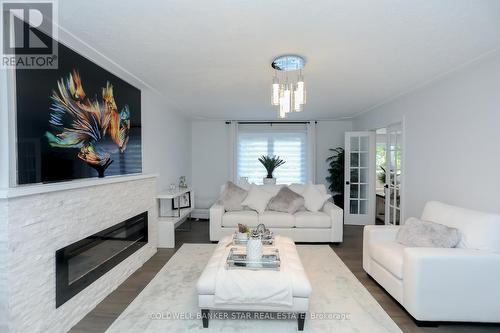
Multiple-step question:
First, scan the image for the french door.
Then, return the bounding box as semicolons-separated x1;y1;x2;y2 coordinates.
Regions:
385;123;403;225
344;132;376;225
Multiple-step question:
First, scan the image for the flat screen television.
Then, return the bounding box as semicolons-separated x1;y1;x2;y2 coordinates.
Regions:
15;35;142;184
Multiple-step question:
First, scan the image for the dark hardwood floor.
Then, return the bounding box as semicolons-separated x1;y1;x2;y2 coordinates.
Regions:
69;220;500;333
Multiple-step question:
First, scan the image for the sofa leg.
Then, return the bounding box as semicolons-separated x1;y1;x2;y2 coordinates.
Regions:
297;312;306;331
414;319;438;327
201;309;209;328
331;242;341;246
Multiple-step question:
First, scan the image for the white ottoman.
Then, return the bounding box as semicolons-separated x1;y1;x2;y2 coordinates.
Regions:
196;235;312;330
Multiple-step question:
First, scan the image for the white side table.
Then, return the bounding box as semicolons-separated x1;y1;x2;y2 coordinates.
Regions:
157;188;194;248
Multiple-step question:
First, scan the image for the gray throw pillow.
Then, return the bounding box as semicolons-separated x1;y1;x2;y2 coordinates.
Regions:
267;186;305;214
396;217;461;248
217;181;248;211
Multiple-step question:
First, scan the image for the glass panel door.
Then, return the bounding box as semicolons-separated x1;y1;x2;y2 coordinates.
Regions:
385;123;403;225
344;131;375;225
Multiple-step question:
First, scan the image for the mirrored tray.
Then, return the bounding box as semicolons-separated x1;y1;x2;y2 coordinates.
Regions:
226;247;280;271
232;232;274;246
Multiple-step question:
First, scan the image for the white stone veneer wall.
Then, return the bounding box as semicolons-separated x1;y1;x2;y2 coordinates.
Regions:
1;176;157;333
0;199;8;333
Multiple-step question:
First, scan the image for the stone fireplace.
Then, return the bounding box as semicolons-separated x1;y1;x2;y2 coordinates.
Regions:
0;174;157;333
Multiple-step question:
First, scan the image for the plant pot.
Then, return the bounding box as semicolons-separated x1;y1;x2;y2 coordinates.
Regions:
333;194;344;208
263;177;276;185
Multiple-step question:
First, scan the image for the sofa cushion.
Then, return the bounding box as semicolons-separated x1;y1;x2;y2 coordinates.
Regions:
222;211;259;227
260;184;284;196
217;181;248;211
302;183;331;212
241;185;276;214
267;186;305;214
396;217;461;248
294;211;331;228
421;201;500;252
369;241;406;279
289;183;327;196
259;211;295;228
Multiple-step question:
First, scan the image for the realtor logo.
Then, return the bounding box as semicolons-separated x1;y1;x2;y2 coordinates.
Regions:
1;0;58;69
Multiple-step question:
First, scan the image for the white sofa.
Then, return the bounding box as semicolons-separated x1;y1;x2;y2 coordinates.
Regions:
363;201;500;323
209;184;343;243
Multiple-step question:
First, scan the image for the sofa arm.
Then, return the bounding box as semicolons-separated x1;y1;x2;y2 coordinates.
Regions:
322;201;343;242
209;203;225;241
364;225;400;243
363;225;400;273
403;247;500;322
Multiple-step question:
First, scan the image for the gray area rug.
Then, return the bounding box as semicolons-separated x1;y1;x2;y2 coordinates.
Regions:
106;244;402;332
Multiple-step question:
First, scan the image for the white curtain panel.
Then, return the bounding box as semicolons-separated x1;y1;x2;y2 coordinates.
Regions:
228;121;238;182
306;121;317;183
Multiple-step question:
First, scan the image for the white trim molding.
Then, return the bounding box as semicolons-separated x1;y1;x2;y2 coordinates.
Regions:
0;173;157;199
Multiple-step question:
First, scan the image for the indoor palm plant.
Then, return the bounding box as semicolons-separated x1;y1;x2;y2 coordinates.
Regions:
258;155;285;184
326;147;345;208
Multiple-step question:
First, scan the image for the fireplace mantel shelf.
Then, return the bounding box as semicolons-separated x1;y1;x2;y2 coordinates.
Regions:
0;174;157;199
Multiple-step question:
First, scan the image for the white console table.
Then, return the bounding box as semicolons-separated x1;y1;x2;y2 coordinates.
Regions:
157;188;194;248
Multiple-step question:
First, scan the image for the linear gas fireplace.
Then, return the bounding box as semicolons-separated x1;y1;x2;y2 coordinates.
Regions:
56;212;148;307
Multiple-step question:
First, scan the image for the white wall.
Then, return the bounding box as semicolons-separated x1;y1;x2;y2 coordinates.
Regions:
353;50;500;218
191;121;231;216
315;120;353;193
190;120;352;216
0;26;191;191
142;89;191;191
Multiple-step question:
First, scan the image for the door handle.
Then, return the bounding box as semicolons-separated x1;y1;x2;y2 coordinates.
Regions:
384;184;389;189
346;181;350;185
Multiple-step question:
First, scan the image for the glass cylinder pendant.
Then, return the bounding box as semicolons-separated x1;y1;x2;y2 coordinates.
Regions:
293;88;302;112
279;86;291;118
271;75;280;106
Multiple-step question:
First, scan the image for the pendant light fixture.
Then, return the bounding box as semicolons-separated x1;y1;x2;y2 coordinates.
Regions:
271;55;306;118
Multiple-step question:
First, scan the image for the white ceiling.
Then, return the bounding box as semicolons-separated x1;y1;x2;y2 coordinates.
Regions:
59;0;500;120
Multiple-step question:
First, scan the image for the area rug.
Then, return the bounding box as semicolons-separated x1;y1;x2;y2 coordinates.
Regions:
105;244;402;332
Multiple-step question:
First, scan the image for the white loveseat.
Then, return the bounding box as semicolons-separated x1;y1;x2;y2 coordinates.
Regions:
363;201;500;323
209;184;343;243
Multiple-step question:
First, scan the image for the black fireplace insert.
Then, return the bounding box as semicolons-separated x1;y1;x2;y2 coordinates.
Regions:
56;212;148;307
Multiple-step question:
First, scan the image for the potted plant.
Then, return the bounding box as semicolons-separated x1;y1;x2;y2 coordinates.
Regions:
258;155;285;185
326;147;345;208
378;166;401;186
378;166;386;185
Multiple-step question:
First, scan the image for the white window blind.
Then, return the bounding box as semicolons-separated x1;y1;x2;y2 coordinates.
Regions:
237;123;308;185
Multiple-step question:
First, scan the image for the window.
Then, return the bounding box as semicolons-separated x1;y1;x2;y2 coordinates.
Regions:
236;124;308;184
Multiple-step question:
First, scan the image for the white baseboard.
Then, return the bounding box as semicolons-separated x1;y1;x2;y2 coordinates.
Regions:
191;208;209;220
344;221;375;226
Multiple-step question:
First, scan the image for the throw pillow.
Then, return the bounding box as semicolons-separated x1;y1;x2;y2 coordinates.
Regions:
267;186;305;214
241;185;276;214
396;217;461;248
302;183;331;212
288;183;306;195
217;181;248;211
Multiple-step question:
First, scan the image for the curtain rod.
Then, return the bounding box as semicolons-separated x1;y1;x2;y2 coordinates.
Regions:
225;121;317;125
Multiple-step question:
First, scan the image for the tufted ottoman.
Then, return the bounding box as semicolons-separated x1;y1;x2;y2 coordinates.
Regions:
196;235;312;330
